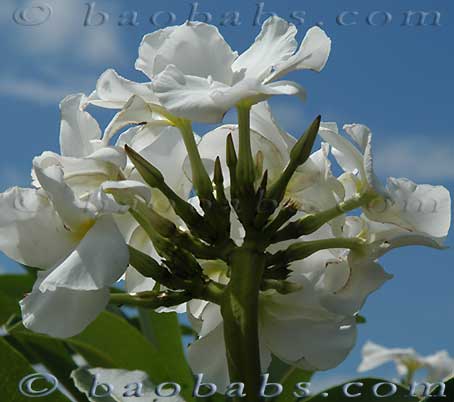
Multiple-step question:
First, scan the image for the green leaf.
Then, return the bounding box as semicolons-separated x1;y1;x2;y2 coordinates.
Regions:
0;290;20;325
306;378;420;401
0;337;70;402
0;274;35;326
144;310;194;387
268;356;313;402
0;274;35;299
11;311;194;400
422;377;454;401
10;330;87;402
69;311;194;401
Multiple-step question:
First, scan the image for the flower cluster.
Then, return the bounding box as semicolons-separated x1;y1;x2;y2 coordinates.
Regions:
358;341;454;384
0;16;450;392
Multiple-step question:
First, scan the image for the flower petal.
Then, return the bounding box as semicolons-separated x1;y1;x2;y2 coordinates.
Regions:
0;187;76;269
319;123;364;176
104;95;168;143
88;69;156;109
20;269;109;338
233;16;297;81
102;180;152;205
39;216;129;291
33;162;94;231
136;125;193;198
59;94;101;157
188;324;230;390
321;259;393;316
152;65;230;123
268;26;331;82
367;178;451;238
195;124;287;187
250;101;293;158
358;341;418;373
136;22;237;84
422;351;454;382
262;310;356;371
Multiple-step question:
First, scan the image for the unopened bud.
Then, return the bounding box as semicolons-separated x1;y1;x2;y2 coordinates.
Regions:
125;145;164;188
289;115;321;166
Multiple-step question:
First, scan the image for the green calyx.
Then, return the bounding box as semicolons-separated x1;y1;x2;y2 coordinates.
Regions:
119;112;375;402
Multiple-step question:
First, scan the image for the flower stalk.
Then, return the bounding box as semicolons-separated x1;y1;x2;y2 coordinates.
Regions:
221;247;266;402
176;119;215;201
272;191;378;242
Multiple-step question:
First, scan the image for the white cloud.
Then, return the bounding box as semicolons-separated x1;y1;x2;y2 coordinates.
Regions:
1;0;126;102
3;0;125;64
374;136;454;182
0;76;89;104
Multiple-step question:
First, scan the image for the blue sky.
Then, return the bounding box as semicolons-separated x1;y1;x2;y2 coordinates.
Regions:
0;0;453;388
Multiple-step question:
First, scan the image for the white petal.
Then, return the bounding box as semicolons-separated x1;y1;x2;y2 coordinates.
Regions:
321;259;393;316
86;189;129;216
250;101;292;159
319;123;364;176
152;65;230;123
32;162;94;231
33;151;123;198
367;178;451;238
102;180;152;205
262;311;356;371
198;302;223;338
154;66;305;122
136;125;193;197
124;266;156;294
136;22;237;84
422;351;454;382
264;80;307;101
59;94;101;157
40;216;129;291
358;341;418;373
20;269;109;338
0;187;76;269
343;124;371;152
267;26;331;82
88;146;127;170
261;283;339;322
188;324;230;390
88;69;156;109
104;95;168;143
233;16;297;81
195;124;287;187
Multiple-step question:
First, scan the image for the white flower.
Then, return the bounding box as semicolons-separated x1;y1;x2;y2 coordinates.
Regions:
89;17;331;123
319;123;451;240
14;163;129;338
0;93;191;337
358;341;454;383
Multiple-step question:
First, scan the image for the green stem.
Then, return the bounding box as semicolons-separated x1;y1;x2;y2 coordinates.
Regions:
272;192;377;242
221;248;265;402
110;291;192;309
267;237;365;266
177;119;214;200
